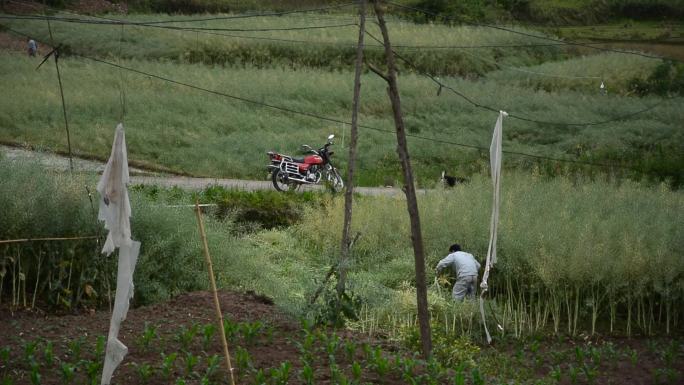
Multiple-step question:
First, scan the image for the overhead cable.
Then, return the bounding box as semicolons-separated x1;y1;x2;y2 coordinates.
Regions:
0;14;358;32
6;0;357;23
0;25;643;171
365;31;669;127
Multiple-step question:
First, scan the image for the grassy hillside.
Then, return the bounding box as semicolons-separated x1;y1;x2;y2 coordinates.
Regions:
0;51;681;186
1;12;570;77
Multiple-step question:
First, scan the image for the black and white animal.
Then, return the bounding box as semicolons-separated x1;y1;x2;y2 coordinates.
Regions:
440;170;469;187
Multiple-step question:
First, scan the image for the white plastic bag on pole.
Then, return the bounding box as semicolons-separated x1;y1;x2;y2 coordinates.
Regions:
98;123;140;385
479;111;506;344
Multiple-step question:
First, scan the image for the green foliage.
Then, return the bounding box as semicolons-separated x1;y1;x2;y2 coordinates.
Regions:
200;324;216;351
629;60;684;96
1;46;681;186
270;361;292;385
59;363;75;385
176;323;200;352
297;174;684;337
300;362;314;385
184;351;199;376
161;352;178;379
133;362;155;384
0;159;244;307
138;322;159;352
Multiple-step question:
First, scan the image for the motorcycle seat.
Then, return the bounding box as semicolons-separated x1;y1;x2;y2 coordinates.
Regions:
291;157;305;163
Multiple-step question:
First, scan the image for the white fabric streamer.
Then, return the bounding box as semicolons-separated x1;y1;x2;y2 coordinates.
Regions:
98;123;140;385
479;111;506;344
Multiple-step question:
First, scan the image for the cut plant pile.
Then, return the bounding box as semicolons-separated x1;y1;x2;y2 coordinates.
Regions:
1;290;682;385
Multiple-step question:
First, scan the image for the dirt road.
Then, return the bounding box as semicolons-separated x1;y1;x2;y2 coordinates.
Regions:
1;144;408;196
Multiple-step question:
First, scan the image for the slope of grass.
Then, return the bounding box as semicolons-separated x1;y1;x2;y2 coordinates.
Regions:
1;51;682;185
0;11;570;76
484;51;660;93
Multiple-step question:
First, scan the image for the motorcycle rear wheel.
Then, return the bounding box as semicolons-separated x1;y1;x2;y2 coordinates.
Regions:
271;169;300;192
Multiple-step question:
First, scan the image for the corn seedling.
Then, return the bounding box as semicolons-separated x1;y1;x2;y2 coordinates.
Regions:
23;340;38;363
176;378;187;385
42;341;53;368
351;361;362;383
369;347;390;378
223;319;239;343
0;347;9;366
270;361;291;385
567;364;579;384
94;336;106;361
253;369;267;385
133;362;154;384
177;323;200;352
138;322;158;352
83;359;102;385
160;352;178;379
184;352;200;376
240;321;264;346
628;348;638;366
66;337;84;362
549;365;562;383
581;363;598;384
201;324;216;352
300;362;314;385
59;363;75;385
29;361;40;385
344;340;357;362
329;360;341;384
325;333;340;357
205;354;221;378
574;346;585;364
235;347;253;377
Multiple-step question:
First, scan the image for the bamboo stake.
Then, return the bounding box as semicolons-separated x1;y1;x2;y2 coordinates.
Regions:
194;200;236;385
0;236;99;244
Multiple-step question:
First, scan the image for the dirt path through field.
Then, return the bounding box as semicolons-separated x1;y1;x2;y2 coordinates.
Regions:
1;144;409;196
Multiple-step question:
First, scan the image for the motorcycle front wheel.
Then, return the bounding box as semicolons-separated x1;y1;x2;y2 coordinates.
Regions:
326;168;345;193
271;169;300;192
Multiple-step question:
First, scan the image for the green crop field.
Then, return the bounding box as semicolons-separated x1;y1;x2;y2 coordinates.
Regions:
1;2;683;384
0;11;682;186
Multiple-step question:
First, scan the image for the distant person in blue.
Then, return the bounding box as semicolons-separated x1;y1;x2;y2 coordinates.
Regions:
27;38;37;57
436;243;481;301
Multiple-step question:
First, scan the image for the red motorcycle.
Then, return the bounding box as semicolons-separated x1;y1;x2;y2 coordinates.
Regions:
267;134;344;192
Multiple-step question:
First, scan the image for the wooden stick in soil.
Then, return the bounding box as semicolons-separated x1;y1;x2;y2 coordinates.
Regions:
371;0;432;358
337;0;367;311
195;200;236;385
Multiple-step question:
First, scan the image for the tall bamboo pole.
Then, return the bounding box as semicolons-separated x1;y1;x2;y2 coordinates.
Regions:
195;200;236;385
337;0;367;308
371;0;432;358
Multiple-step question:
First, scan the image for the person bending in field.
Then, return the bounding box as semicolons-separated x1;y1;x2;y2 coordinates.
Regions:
436;243;480;301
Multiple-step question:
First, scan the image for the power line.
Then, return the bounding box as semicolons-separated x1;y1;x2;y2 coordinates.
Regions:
4;6;648;51
5;0;357;23
0;25;644;171
0;14;358;32
364;30;670;127
385;1;683;63
3;4;648;51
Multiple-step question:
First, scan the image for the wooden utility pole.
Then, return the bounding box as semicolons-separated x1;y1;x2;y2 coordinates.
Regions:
337;0;367;309
371;0;432;358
